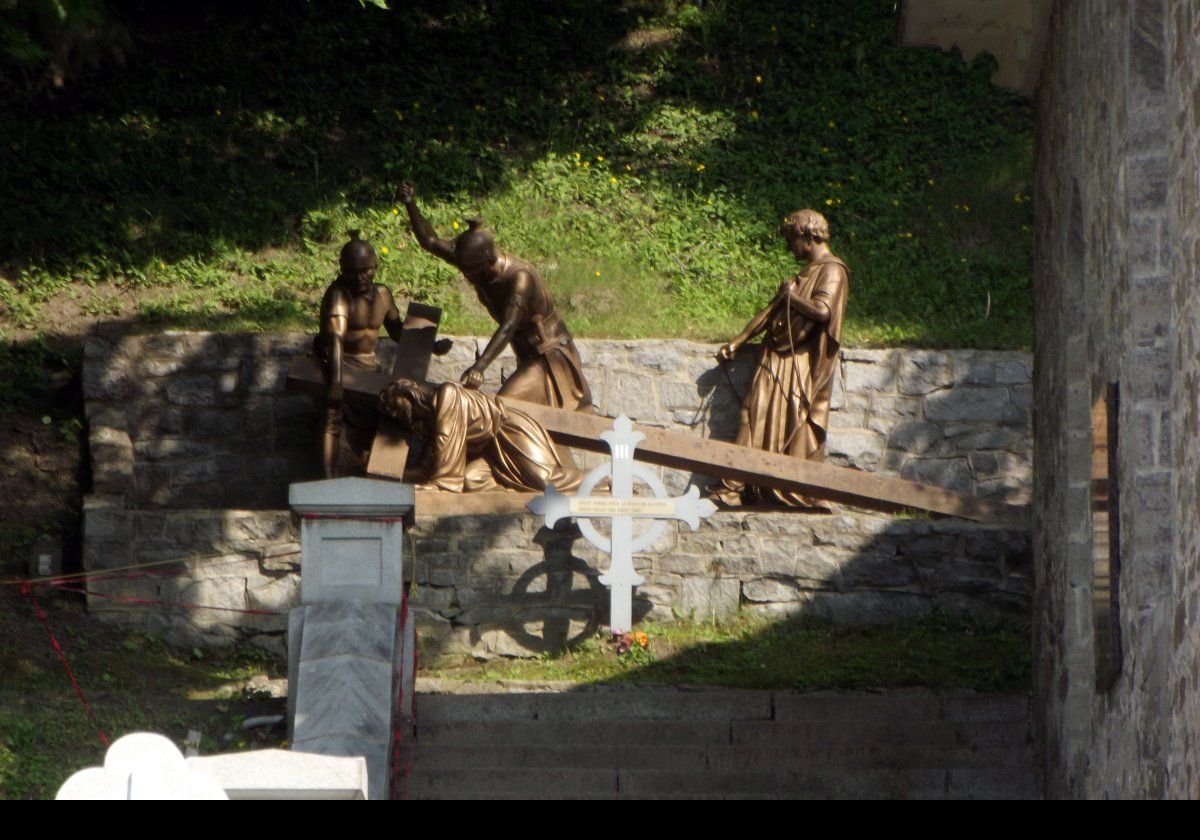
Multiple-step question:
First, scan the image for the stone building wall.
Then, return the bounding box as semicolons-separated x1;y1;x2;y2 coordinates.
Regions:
1166;1;1200;799
83;333;1033;509
1033;0;1198;799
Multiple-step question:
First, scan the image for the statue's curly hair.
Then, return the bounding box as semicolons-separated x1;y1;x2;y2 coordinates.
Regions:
780;209;830;243
380;378;434;427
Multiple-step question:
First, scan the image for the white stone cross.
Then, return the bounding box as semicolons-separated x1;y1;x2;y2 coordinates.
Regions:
528;414;716;635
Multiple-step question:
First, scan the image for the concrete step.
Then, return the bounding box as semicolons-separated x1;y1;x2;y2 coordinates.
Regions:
731;719;1031;748
772;690;1029;722
414;717;1029;749
414;688;773;722
403;686;1038;799
410;743;1033;772
404;767;1038;800
415;719;733;747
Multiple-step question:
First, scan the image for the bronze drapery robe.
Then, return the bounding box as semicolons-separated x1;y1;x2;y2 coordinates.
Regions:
716;256;849;506
424;381;583;494
501;307;593;412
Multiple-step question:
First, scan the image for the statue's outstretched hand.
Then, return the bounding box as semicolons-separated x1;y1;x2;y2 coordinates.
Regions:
398;182;415;205
461;366;484;389
716;342;739;363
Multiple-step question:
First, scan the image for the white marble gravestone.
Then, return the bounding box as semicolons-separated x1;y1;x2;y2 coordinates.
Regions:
287;477;416;801
57;732;368;800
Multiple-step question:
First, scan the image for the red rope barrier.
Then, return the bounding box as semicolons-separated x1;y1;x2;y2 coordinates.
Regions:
0;550;301;588
43;582;283;616
20;582;110;748
391;593;409;801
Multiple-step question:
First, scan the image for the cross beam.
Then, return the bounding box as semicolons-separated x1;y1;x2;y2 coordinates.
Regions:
365;302;441;480
283;363;1029;525
285;302;441;480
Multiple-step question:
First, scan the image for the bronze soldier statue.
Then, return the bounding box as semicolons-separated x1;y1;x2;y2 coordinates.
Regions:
710;209;850;507
314;232;450;478
398;183;593;413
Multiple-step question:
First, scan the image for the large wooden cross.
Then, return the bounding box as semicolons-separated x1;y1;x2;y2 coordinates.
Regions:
287;301;442;480
285;360;1029;525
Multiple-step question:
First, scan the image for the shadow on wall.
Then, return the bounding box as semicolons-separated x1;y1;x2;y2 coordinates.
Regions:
84;322;322;510
407;508;1032;661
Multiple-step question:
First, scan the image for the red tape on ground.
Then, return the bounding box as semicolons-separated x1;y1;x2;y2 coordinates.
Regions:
20;582;110;748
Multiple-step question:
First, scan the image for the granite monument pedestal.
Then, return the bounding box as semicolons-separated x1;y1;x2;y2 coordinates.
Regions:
286;477;416;801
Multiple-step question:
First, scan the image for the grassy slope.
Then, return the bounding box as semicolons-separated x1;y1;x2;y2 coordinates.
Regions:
0;0;1033;347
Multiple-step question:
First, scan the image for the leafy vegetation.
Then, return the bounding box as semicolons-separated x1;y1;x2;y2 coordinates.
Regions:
0;587;286;799
0;0;1032;346
427;610;1032;692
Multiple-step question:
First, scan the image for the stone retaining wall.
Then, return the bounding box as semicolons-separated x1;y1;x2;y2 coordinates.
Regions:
82;501;1030;657
81;332;1032;653
83;333;1032;509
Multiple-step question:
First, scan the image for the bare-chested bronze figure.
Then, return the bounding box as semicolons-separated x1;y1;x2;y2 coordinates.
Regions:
314;232;449;477
398;183;592;413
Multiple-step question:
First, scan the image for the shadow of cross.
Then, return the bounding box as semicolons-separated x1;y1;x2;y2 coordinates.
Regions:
286;301;442;479
503;532;608;652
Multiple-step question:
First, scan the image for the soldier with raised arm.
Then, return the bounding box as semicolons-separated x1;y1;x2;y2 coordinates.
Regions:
398;182;593;414
314;232;450;478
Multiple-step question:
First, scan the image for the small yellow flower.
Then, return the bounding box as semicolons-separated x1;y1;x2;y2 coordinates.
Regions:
827;120;835;128
392;207;399;215
594;270;601;277
573;151;581;159
452;221;460;230
755;74;762;84
706;198;713;205
380;246;389;254
825;198;834;206
750;110;759;120
583;161;590;168
696;163;705;171
215;109;222;117
610;176;618;184
927;178;936;186
159;261;166;269
596;155;604;162
821;146;829;153
901;115;909;123
625;164;632;171
962;204;970;212
598;94;606;101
